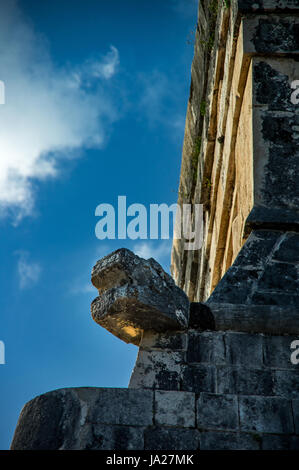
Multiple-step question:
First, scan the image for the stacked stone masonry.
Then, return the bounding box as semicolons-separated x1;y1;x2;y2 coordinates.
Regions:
171;0;299;302
11;330;299;450
10;0;299;451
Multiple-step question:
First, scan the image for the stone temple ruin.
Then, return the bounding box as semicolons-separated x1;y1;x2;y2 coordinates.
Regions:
11;0;299;450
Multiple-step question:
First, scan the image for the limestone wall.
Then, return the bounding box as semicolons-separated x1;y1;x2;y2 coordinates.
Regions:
171;0;299;302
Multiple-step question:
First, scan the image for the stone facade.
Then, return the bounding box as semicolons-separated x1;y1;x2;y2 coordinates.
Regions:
11;316;299;450
171;0;299;302
10;0;299;451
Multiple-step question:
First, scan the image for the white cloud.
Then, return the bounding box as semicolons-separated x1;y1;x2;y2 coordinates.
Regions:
16;251;41;289
90;46;119;80
138;70;185;136
138;71;169;126
133;240;172;272
0;1;120;223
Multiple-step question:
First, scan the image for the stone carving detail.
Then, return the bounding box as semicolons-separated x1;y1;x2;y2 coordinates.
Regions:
91;248;190;345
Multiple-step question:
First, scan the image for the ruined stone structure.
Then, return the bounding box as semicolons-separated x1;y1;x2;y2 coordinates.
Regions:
11;0;299;451
171;0;299;302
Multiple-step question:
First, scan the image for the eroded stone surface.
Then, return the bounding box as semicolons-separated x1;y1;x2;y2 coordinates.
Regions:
171;4;299;304
91;249;189;345
208;230;299;310
155;391;195;427
239;396;294;434
10;387;153;450
92;248;174;292
243;15;299;54
238;0;299;12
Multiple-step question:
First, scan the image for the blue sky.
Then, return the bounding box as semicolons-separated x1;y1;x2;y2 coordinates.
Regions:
0;0;197;449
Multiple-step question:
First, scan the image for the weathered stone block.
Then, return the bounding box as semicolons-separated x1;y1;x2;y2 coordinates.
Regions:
154;370;181;391
251;58;299;212
273;233;299;263
75;387;153;427
217;366;274;396
207;267;260;304
251;291;299;309
263;334;299;368
10;388;80;450
91;247;168;291
238;0;299;12
186;331;226;364
207;303;299;335
246;206;299;229
262;434;299;450
181;365;216;394
91;249;190;345
83;424;145;450
144;427;199;451
239;396;294;434
293;399;299;434
11;387;153;450
129;350;184;390
224;332;263;367
257;262;299;294
273;370;299;398
232;230;280;269
243;16;299;54
140;331;187;352
197;393;239;431
200;431;260;450
155;391;195;428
